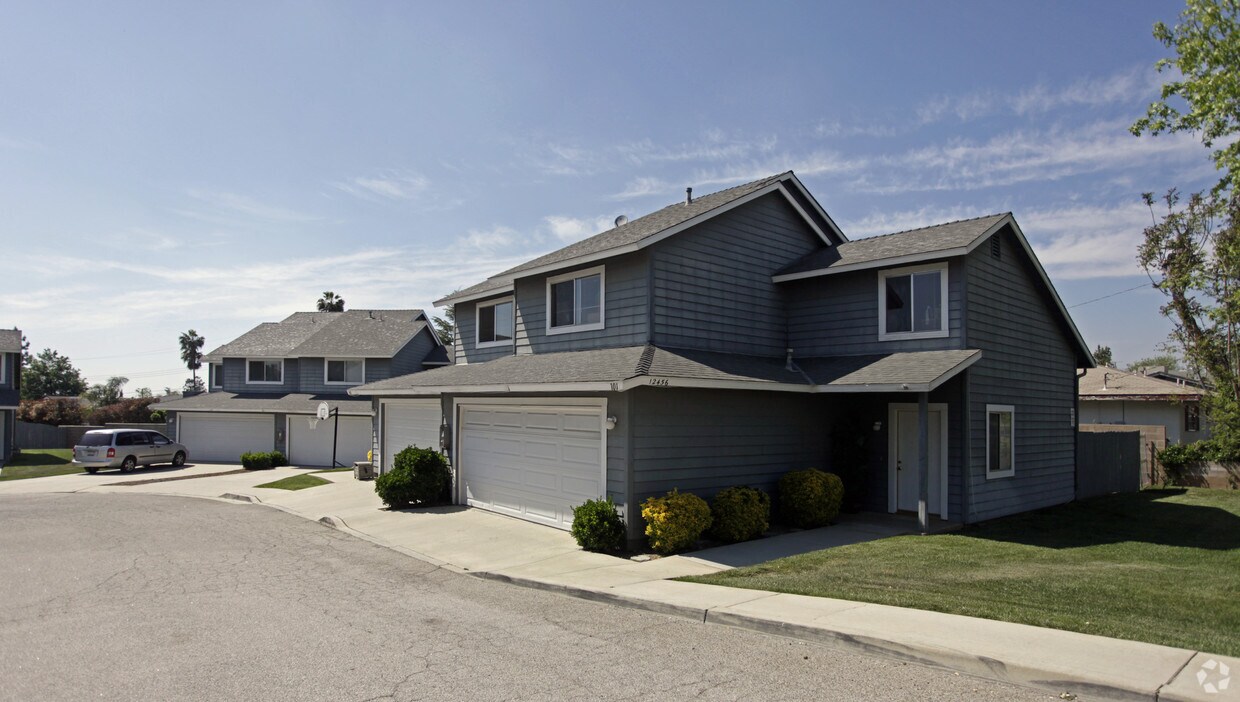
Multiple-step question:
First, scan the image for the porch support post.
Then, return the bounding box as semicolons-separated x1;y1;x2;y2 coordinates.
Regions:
917;391;929;534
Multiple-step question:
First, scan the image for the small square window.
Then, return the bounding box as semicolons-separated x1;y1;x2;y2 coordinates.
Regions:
476;298;514;347
325;359;364;384
986;405;1015;479
879;264;947;340
546;266;605;334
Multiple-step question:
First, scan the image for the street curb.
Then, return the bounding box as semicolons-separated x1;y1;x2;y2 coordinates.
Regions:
472;571;711;622
219;493;260;503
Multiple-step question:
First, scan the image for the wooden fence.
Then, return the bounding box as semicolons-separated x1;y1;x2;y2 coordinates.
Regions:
1077;429;1142;500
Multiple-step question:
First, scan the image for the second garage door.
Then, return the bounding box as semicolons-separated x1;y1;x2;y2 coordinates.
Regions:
382;400;442;473
458;404;604;530
287;415;373;467
178;413;273;464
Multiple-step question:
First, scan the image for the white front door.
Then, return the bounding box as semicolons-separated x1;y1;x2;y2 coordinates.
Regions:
457;402;605;530
888;404;949;517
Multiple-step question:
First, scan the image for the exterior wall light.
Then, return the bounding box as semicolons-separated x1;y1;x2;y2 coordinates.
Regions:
606;415;618;430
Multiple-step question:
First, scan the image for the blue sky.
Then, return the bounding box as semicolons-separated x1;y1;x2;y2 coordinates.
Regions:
0;0;1214;392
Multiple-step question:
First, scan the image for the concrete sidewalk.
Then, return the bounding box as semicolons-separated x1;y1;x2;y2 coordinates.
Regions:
3;468;1233;701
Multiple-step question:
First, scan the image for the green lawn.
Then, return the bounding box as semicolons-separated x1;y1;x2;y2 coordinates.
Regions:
0;449;84;481
310;467;353;473
254;474;331;491
683;488;1240;656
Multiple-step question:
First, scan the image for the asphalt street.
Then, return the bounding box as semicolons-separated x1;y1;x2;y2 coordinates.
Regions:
0;493;1059;701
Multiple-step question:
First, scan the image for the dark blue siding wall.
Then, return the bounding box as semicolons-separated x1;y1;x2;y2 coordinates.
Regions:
391;328;437;375
784;258;965;357
651;193;822;356
965;226;1077;521
515;253;649;354
454;296;518;365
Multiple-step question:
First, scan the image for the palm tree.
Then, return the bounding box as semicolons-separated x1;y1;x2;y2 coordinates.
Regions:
179;329;205;391
316;291;345;312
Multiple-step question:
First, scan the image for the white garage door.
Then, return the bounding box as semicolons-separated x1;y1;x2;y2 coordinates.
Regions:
458;404;604;530
178;413;273;464
288;415;373;467
382;400;442;473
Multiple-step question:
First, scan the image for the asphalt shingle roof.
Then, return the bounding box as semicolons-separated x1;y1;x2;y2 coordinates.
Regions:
1079;367;1204;400
155;392;373;415
0;329;22;354
350;345;980;395
205;310;426;360
436;173;792;305
778;213;1010;276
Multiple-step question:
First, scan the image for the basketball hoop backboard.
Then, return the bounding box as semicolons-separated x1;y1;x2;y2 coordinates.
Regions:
317;402;330;421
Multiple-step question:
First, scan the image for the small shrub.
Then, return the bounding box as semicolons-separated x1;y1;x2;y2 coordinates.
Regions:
570;497;627;552
641;489;711;555
710;486;770;543
778;468;844;528
375;446;451;509
269;451;287;468
240;452;273;470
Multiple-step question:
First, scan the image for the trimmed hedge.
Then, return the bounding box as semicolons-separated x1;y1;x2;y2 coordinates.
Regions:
710;486;770;543
240;451;287;470
375;446;451;509
642;489;711;555
778;468;844;528
570;497;627;552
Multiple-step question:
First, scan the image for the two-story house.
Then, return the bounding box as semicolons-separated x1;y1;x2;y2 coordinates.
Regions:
159;310;447;466
351;172;1093;546
0;329;21;464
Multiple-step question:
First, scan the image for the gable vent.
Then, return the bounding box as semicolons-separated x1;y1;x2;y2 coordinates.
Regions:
990;234;1001;259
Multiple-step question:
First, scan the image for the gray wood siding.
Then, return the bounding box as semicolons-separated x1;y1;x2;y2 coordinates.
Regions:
222;357;300;394
965;227;1077;521
651;193;822;356
391;328;437;375
514;253;649;354
454;298;517;364
785;258;965;357
628;387;826;528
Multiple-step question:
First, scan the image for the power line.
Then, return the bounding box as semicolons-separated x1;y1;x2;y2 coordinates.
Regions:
1067;283;1152;309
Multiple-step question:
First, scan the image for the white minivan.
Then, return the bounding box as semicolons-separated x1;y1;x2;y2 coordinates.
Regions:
72;429;188;474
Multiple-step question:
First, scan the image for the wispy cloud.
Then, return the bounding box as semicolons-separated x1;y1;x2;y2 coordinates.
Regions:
1021;201;1156;279
610;176;671;200
843;205;998;239
0;134;42;150
182;189;320;223
333;170;430;202
689;150;867;188
543;214;616;242
916;67;1160;125
457;225;522;252
528;131;779;178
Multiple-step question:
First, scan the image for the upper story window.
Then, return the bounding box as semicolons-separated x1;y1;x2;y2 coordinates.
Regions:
878;263;948;341
476;297;515;348
986;404;1015;479
325;359;364;385
246;359;284;384
547;265;604;335
210;363;222;390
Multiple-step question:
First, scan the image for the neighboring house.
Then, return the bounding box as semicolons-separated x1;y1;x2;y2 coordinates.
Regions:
0;329;21;464
158;310;448;466
1079;366;1208;445
351;172;1093;546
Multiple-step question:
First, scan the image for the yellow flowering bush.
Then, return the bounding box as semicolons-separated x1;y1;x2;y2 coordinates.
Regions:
641;489;711;554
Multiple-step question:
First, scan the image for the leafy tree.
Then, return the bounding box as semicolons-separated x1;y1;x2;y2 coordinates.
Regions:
18;397;85;426
432;305;455;346
90;398;158;424
1093;345;1114;367
85;376;128;406
19;334;30;366
134;387;154;398
21;348;87;400
1125;353;1182;373
183;377;206;395
1131;0;1240;195
316;291;345;312
178;329;204;389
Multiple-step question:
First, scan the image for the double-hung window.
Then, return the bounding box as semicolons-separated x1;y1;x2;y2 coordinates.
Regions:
210;363;222;390
878;263;948;340
246;359;283;384
476;297;514;348
325;359;364;385
986;404;1015;479
547;266;604;334
1185;402;1201;433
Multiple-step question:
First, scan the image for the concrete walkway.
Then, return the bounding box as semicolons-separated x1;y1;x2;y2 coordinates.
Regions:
2;467;1233;701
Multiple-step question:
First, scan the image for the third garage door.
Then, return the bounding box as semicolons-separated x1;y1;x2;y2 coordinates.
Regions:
382;399;443;473
287;415;373;467
458;404;604;529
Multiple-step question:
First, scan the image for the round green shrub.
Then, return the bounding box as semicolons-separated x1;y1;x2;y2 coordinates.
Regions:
710;486;770;543
269;451;288;468
241;451;272;470
777;468;844;528
375;446;451;509
641;489;711;554
570;497;627;552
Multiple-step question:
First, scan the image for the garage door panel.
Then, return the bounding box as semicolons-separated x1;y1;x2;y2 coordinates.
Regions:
179;414;272;464
459;404;604;530
382;400;442;473
288;415;372;467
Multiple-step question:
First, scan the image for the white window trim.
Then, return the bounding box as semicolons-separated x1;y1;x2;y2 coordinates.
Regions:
546;265;606;336
245;358;285;385
0;353;6;385
324;358;366;386
210;363;222;390
985;404;1016;480
878;262;950;341
475;296;515;349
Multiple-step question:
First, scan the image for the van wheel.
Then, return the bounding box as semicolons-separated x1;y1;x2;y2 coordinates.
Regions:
86;467;98;474
120;456;138;473
172;451;186;467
